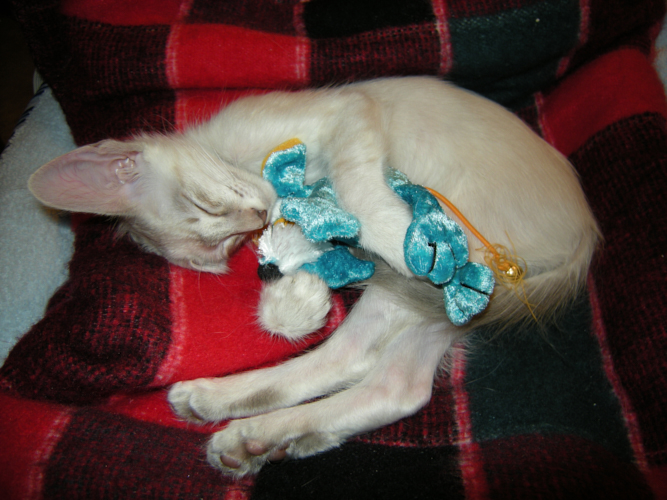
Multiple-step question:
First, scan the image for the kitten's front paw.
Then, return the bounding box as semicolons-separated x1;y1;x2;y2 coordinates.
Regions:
258;271;331;340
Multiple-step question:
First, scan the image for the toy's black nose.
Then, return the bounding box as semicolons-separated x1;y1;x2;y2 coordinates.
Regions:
257;263;282;282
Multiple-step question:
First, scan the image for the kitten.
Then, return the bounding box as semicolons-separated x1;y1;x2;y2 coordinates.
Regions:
29;77;600;476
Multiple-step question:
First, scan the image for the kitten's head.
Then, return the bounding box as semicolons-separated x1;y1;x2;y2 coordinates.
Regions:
29;135;276;273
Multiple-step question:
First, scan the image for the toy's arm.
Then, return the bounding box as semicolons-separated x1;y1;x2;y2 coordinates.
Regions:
386;169;469;285
386;169;495;325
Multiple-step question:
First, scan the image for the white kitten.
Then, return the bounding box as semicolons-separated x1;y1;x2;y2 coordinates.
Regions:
29;77;600;476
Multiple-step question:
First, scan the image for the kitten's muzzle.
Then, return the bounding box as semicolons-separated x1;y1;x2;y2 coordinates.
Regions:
255;209;268;225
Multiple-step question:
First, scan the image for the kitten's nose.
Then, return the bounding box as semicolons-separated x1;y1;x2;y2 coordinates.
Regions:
255;209;268;224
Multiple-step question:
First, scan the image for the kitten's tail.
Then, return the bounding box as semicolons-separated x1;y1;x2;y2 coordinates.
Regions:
477;220;601;329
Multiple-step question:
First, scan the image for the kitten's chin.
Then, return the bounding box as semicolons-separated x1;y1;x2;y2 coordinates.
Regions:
183;234;249;274
186;259;230;274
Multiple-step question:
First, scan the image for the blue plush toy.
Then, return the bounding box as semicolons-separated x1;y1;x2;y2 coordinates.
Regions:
257;139;495;325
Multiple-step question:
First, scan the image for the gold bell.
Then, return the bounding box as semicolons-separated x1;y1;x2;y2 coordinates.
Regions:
499;262;523;283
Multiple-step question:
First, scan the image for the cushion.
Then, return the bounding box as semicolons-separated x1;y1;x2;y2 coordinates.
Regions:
1;1;666;498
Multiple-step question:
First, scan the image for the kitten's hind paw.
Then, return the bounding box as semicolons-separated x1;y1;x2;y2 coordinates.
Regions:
207;423;289;477
168;381;206;423
168;379;237;423
258;271;331;341
207;415;342;477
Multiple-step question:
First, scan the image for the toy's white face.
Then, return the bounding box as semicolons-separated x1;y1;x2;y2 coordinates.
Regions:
257;222;332;275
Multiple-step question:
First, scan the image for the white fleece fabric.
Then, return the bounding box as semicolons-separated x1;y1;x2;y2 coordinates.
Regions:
0;86;75;363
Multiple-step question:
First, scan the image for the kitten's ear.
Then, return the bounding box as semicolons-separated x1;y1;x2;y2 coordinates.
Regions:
28;140;146;215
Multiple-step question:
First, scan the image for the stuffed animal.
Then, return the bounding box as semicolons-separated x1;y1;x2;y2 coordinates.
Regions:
257;139;495;326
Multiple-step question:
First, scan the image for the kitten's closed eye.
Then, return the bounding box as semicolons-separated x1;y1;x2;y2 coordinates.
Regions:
182;190;270;225
194;203;230;218
184;194;231;217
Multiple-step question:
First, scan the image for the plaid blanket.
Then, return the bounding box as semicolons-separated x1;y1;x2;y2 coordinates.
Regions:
2;0;667;498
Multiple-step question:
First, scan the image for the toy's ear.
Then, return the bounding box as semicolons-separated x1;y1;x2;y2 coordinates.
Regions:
28;139;146;215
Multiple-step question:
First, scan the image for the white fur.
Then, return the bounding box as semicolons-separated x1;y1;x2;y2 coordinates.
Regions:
29;77;600;476
257;223;332;275
257;271;332;340
256;224;334;339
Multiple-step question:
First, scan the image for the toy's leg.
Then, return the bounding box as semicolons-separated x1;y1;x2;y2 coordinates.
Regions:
205;315;452;476
169;285;418;422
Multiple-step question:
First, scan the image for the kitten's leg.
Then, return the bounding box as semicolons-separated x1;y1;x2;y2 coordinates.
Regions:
325;95;414;276
206;317;453;476
169;285;414;422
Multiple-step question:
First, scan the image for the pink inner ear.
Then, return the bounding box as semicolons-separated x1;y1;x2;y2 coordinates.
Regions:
28;141;143;215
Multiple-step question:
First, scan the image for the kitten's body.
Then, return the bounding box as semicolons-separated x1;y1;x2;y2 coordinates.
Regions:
29;77;599;476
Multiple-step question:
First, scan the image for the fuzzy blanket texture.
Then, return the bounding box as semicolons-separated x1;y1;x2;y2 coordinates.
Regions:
1;0;667;498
